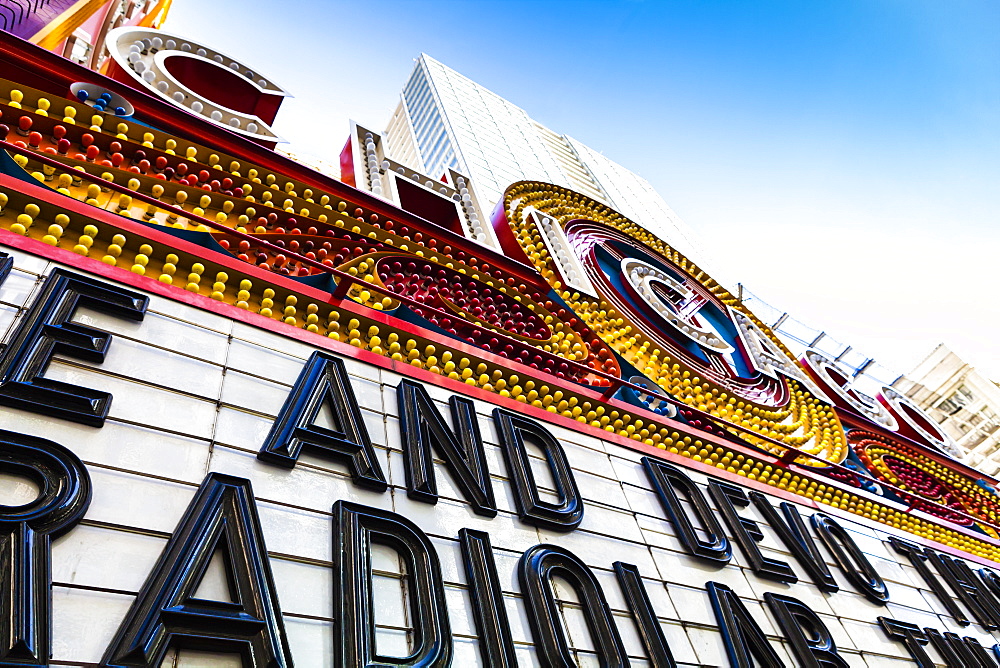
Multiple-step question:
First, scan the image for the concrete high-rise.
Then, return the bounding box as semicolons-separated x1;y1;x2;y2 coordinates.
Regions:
383;53;712;271
894;344;1000;476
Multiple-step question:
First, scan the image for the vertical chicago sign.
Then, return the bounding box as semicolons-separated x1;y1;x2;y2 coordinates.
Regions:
0;24;999;668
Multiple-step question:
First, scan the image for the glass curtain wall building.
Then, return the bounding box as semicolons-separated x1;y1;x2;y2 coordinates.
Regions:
384;53;713;271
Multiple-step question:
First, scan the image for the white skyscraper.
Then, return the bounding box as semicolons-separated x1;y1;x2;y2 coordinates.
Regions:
383;53;713;271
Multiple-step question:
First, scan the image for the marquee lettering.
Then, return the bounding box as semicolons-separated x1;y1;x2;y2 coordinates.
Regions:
802;350;898;430
707;581;784;668
764;592;849;667
749;492;839;592
6;33;1000;668
923;627;998;668
0;430;91;667
890;537;969;624
100;473;293;668
458;529;517;668
879;618;934;668
518;544;630;667
810;513;890;604
493;408;584;531
613;561;678;668
0;268;147;426
105;27;289;145
0;251;12;285
398;379;496;516
332;500;452;668
643;457;732;564
257;351;388;491
709;479;797;583
927;550;1000;630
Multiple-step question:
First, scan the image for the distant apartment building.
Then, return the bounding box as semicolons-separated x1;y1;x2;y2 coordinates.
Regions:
894;344;1000;475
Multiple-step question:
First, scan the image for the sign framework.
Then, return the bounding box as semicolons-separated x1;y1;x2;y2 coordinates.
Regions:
0;29;999;668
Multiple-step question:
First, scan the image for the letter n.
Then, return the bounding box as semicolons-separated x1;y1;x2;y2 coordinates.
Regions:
397;379;495;516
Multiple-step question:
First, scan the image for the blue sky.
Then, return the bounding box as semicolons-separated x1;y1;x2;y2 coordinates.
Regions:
166;0;1000;379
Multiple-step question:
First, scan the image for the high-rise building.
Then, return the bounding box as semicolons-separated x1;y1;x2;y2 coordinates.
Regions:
383;53;712;271
894;344;1000;475
1;0;170;71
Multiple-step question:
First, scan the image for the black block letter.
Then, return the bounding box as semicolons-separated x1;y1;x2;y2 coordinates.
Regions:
707;582;783;668
811;513;888;604
258;351;387;491
643;458;731;564
493;408;583;531
398;380;495;516
459;529;516;668
0;430;91;667
0;268;147;426
101;473;293;667
765;592;848;668
614;562;676;667
519;544;629;667
333;501;451;668
751;492;838;592
709;481;795;583
878;618;933;668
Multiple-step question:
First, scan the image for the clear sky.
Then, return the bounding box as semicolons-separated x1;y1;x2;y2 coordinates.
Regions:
164;0;1000;380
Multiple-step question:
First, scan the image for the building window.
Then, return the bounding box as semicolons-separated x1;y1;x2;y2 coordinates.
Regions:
937;385;975;415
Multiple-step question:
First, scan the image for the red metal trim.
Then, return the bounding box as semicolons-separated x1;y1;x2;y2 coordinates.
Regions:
0;31;546;290
3;227;999;565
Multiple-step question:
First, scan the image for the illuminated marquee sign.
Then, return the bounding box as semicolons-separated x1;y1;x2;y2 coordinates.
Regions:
0;29;999;668
104;26;289;146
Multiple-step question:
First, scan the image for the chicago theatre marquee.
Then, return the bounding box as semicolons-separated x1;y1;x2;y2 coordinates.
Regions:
0;25;999;668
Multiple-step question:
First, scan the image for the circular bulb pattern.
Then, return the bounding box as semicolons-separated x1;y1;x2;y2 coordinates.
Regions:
803;350;898;430
502;181;847;465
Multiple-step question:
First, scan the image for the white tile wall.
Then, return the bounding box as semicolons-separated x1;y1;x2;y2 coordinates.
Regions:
0;250;997;668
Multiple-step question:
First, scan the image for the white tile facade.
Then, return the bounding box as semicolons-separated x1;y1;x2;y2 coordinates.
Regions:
1;249;998;668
